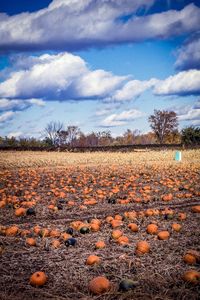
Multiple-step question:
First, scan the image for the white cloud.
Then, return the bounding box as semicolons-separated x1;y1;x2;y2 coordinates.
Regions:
178;108;200;121
101;109;145;127
0;111;16;123
154;69;200;96
0;1;199;52
175;34;200;70
112;78;158;101
0;98;45;111
1;52;199;111
0;52;126;100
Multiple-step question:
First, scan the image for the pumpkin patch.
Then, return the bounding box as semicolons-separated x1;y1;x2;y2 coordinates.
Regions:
0;150;200;299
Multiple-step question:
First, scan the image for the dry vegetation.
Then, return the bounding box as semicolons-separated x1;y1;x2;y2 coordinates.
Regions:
0;150;200;300
0;149;199;169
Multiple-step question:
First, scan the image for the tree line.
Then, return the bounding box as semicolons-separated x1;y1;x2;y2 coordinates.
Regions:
1;110;200;148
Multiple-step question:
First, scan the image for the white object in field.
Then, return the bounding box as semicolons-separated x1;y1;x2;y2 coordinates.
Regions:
175;151;182;161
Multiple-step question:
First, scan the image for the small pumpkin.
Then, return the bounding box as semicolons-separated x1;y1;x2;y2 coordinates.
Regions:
157;231;170;240
112;230;123;240
183;270;200;284
80;226;90;234
117;236;129;246
90;219;101;226
33;226;41;235
89;276;110;294
178;212;186;221
192;205;200;213
15;207;26;217
95;241;105;249
90;223;100;232
30;271;47;286
26;207;36;216
26;238;36;246
111;220;123;228
119;279;137;291
5;225;18;236
128;223;138;232
65;238;77;247
106;216;113;223
135;241;150;255
183;253;196;265
49;229;60;238
172;223;181;232
146;224;158;235
114;214;123;221
66;227;74;235
86;255;100;266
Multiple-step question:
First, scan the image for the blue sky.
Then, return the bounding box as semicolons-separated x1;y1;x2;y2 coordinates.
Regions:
0;0;199;138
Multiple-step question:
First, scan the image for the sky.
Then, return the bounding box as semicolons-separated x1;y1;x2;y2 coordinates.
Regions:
0;0;200;139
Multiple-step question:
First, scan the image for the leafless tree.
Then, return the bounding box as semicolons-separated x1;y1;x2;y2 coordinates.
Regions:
148;110;178;144
44;121;63;146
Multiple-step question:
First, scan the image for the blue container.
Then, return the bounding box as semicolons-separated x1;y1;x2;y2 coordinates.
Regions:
175;151;182;161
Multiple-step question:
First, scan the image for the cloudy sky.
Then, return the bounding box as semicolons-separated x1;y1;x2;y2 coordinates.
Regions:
0;0;199;139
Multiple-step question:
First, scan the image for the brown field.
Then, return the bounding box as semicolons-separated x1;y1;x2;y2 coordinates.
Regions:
0;150;200;300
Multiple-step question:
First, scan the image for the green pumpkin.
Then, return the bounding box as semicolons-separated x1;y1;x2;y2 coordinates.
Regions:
119;279;138;292
80;226;90;234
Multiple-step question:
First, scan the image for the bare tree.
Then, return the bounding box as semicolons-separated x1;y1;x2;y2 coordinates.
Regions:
44;121;63;146
66;126;80;147
148;110;178;144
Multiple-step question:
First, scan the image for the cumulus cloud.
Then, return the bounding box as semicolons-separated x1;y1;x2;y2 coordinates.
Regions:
101;109;145;127
0;98;45;111
154;69;200;96
178;101;200;122
1;52;200;105
112;78;158;102
175;33;200;70
179;108;200;121
0;1;199;52
0;52;129;101
0;111;16;123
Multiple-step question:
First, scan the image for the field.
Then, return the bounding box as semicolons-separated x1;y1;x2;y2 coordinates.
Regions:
0;150;200;300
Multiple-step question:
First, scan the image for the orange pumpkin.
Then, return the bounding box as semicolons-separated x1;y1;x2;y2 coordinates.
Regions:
26;238;36;246
183;253;196;265
112;230;123;239
5;226;18;236
183;270;200;284
90;219;101;226
30;271;47;286
146;224;158;235
105;216;113;223
172;223;181;232
15;207;26;217
86;255;100;266
95;241;106;249
49;229;60;238
178;212;187;221
33;226;41;235
90;223;100;232
117;236;129;246
128;223;138;232
135;241;150;255
89;276;110;294
192;206;200;213
158;231;170;240
111;220;123;228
